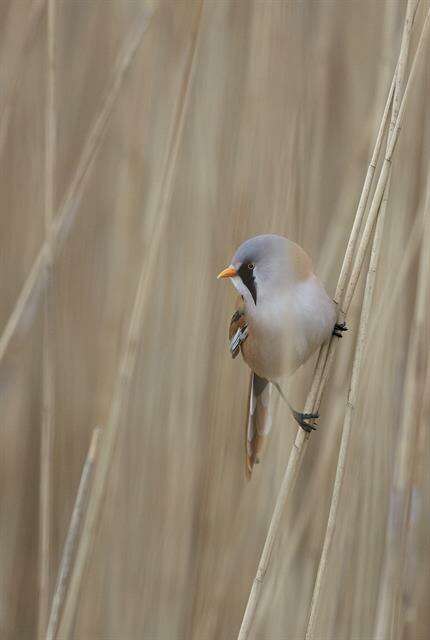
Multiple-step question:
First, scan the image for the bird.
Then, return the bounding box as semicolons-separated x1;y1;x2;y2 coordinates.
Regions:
217;234;346;478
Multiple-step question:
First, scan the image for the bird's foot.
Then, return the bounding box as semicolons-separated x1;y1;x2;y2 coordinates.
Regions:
291;409;319;433
333;322;348;338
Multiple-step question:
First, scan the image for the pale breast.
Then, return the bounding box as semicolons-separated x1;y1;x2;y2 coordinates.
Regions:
241;276;336;381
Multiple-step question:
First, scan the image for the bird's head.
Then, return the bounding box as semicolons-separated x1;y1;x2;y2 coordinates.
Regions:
217;234;312;307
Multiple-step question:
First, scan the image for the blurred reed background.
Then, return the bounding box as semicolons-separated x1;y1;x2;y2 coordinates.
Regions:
0;0;429;638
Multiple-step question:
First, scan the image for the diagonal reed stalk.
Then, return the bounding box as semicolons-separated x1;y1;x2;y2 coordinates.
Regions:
374;160;430;638
0;8;153;371
46;428;102;640
38;1;56;638
237;5;430;638
305;3;417;636
56;3;205;638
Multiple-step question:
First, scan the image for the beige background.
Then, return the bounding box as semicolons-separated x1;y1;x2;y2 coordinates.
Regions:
0;0;429;638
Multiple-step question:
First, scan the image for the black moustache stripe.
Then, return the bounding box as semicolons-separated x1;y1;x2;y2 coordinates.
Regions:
238;264;257;304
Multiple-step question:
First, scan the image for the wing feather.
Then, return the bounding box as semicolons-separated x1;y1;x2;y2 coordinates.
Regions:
229;297;247;358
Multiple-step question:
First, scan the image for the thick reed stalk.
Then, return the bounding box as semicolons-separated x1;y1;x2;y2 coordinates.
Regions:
0;9;153;369
46;428;102;640
305;2;417;637
56;4;204;638
237;6;430;639
38;1;56;638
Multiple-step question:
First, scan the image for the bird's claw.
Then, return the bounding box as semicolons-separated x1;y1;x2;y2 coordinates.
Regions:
292;410;319;433
333;322;348;338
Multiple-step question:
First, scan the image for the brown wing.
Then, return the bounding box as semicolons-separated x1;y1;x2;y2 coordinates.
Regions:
245;373;272;479
228;298;271;478
229;297;247;358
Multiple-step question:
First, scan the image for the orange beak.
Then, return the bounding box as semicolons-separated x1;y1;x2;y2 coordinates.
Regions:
217;266;238;279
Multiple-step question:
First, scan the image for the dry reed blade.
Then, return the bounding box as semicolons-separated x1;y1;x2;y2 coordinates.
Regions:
237;5;430;638
0;8;153;370
38;1;56;638
46;428;102;640
56;4;204;638
305;5;417;635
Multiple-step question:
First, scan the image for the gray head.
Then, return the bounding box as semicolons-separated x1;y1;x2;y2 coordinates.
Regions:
218;234;312;306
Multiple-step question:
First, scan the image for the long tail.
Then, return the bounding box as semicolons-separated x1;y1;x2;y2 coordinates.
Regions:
246;373;272;479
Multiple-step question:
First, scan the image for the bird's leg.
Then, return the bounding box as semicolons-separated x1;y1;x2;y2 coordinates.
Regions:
333;322;348;338
272;382;319;433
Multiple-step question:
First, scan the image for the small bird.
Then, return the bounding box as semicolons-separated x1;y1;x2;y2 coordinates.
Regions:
218;234;346;478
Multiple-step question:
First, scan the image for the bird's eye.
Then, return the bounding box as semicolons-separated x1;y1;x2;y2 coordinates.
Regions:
247;262;255;270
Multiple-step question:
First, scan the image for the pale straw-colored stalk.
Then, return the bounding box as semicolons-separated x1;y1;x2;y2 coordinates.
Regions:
0;9;153;369
38;1;56;638
374;164;430;639
305;4;417;635
46;428;102;640
237;5;430;638
56;4;204;638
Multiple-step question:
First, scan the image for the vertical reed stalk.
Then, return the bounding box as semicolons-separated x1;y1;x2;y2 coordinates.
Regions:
46;428;102;640
38;2;56;638
56;4;204;638
237;6;430;638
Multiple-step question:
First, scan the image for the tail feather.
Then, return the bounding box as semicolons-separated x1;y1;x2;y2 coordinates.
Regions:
246;373;272;479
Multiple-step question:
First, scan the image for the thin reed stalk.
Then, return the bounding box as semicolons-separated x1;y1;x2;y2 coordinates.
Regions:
56;4;204;638
46;428;102;640
305;3;417;636
237;6;430;638
374;174;430;639
38;1;56;638
0;9;153;369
